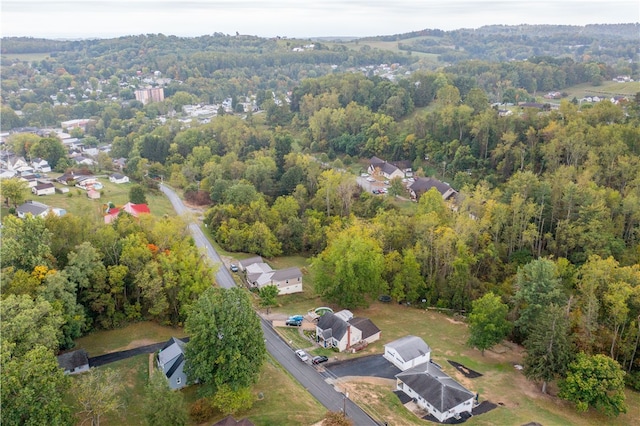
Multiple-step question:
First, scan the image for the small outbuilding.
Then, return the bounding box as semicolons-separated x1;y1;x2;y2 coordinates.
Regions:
57;349;90;375
384;335;431;371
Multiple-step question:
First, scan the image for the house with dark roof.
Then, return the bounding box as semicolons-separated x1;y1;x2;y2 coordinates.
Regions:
395;361;475;422
16;200;50;218
368;156;406;180
157;337;188;390
57;349;90;375
316;310;381;352
109;173;129;184
32;182;55;196
409;177;457;201
384;335;431;371
240;256;303;295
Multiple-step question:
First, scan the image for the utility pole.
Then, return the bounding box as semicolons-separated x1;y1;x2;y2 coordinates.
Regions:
343;391;349;417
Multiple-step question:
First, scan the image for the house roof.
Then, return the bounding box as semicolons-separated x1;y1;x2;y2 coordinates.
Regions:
34;182;55;190
57;349;89;371
385;335;431;362
158;337;186;379
271;267;302;282
349;317;380;340
110;173;126;179
16;201;49;216
409;177;457;199
212;415;255;426
317;312;349;341
396;362;474;413
239;256;264;269
123;202;150;215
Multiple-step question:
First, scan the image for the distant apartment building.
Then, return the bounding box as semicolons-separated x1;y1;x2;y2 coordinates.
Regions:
135;87;165;105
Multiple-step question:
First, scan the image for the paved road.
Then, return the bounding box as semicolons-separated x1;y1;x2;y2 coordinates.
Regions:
160;183;379;425
160;184;235;289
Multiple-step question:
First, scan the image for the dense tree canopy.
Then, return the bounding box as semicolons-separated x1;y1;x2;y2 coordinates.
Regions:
184;287;266;394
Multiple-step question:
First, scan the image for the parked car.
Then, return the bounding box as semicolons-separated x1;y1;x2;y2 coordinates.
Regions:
286;319;302;326
288;315;304;322
312;355;329;365
360;173;369;177
230;264;238;272
295;349;309;362
366;177;376;182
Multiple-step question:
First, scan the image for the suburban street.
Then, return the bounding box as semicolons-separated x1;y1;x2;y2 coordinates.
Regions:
159;184;379;425
160;184;235;289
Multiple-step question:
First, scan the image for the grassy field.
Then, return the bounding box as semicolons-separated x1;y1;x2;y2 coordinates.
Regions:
74;321;186;356
71;322;326;426
20;174;175;220
265;277;640;426
544;81;640;102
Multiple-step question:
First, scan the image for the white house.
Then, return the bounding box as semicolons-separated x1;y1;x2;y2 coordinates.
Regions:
32;182;55;196
16;201;50;218
31;158;52;173
157;337;188;390
241;257;303;295
316;310;381;352
396;362;475;422
109;173;129;184
384;335;431;371
19;174;39;188
368;156;406;180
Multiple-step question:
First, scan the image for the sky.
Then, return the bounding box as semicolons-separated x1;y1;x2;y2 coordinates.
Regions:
2;0;638;40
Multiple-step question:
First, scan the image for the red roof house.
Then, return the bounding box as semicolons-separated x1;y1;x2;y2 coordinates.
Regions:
104;202;150;224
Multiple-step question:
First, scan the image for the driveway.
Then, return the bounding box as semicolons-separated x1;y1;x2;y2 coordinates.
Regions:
326;354;401;379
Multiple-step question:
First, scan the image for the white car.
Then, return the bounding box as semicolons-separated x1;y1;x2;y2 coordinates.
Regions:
366;177;376;182
295;349;309;362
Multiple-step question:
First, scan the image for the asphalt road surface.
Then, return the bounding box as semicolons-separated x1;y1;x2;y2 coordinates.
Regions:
160;184;235;289
160;184;379;425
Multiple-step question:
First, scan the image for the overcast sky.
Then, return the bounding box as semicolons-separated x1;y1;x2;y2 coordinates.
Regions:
2;0;638;39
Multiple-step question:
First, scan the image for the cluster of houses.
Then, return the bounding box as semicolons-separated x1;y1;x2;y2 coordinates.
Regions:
367;156;458;202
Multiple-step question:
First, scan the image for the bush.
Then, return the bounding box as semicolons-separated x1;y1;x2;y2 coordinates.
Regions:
189;398;216;423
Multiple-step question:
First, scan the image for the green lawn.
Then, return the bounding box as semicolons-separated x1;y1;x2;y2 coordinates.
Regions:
74;321;186;356
22;175;175;220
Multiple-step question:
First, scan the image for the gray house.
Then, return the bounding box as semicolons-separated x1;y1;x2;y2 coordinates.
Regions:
157;337;188;390
396;361;475;422
57;349;90;375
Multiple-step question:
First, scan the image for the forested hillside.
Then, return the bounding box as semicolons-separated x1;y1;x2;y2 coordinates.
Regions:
1;23;639;423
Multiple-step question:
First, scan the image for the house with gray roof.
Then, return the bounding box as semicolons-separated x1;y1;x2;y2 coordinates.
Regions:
16;200;50;218
384;335;431;371
57;349;90;375
240;256;302;295
409;177;457;201
395;361;475;422
157;337;188;390
368;156;406;180
316;310;381;352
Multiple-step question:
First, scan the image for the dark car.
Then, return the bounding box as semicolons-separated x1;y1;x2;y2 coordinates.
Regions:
285;319;302;326
312;355;329;365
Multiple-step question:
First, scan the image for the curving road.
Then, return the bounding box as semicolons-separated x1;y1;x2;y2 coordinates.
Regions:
160;184;235;289
159;184;379;425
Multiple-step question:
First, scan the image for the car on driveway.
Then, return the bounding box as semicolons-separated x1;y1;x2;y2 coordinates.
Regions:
230;264;238;272
312;355;329;365
295;349;309;362
286;318;302;326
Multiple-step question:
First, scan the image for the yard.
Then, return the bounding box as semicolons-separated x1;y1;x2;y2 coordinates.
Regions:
269;296;640;426
17;174;175;220
70;321;326;426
